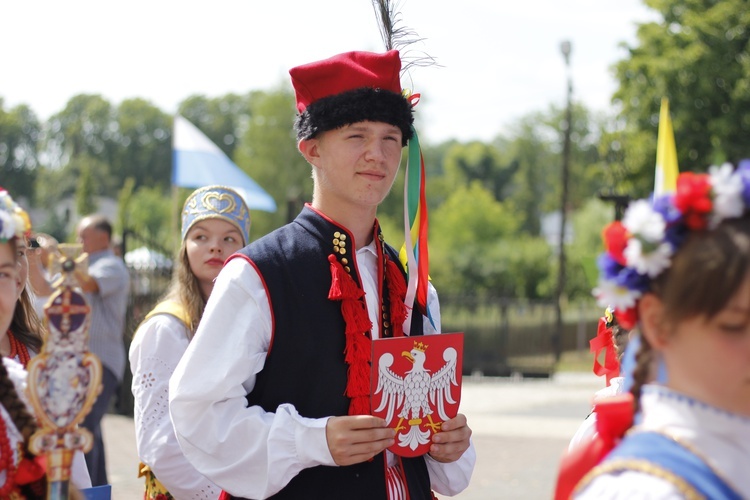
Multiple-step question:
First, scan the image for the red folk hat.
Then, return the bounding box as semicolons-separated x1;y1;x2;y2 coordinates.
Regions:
290;50;402;112
290;50;414;145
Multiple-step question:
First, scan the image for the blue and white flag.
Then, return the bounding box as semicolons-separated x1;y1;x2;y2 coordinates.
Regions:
172;115;277;212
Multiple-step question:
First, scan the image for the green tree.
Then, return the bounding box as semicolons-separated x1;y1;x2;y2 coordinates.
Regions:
565;198;614;299
233;87;310;239
440;141;518;202
612;0;750;194
117;177;136;236
499;103;604;236
115;99;172;190
501;112;556;236
45;94;118;172
0;99;41;200
429;182;518;295
178;93;252;160
122;185;173;249
76;164;98;216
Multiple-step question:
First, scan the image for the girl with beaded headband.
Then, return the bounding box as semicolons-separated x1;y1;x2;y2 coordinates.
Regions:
555;162;750;499
129;185;251;499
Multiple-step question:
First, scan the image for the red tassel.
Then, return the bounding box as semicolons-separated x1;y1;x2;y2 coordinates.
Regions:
385;259;408;337
341;299;372;335
329;255;364;301
344;326;371;364
349;395;370;416
329;253;373;416
328;255;344;298
345;358;371;398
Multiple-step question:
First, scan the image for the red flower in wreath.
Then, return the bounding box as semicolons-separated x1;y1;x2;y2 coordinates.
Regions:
602;221;628;265
615;306;638;330
674;172;712;230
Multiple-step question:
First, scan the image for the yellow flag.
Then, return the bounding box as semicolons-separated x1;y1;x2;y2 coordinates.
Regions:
654;97;679;196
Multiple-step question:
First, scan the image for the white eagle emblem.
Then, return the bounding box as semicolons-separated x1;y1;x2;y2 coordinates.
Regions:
374;340;459;453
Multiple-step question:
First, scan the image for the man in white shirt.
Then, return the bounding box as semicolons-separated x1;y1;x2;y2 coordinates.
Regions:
170;49;475;500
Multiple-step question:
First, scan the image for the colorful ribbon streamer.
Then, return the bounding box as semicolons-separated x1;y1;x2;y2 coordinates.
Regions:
401;123;434;333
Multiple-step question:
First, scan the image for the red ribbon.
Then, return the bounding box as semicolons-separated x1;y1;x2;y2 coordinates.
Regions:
15;454;46;484
405;91;421;108
589;317;620;385
554;393;634;499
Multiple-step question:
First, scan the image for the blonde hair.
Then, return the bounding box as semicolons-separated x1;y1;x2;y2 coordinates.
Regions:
162;243;206;339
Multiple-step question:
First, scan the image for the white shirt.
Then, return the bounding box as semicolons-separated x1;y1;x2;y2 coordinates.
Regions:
129;313;221;499
170;242;476;499
575;385;750;499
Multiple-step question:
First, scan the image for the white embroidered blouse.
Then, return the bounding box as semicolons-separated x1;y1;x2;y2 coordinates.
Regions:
129;313;221;499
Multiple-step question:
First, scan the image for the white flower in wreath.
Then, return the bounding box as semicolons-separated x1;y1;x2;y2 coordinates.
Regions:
622;199;665;243
624;238;674;278
709;163;744;226
593;279;642;310
0;192;13;211
0;211;16;241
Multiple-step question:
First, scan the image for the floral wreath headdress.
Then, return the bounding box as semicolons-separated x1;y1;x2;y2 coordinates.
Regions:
0;187;31;243
595;161;750;329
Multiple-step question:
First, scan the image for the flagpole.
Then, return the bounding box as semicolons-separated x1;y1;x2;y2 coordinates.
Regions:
172;184;179;245
171;115;180;246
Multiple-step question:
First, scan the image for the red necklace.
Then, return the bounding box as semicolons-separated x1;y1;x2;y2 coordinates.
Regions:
7;331;31;368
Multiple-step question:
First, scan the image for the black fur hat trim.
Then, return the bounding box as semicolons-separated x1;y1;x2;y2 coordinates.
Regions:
295;87;414;146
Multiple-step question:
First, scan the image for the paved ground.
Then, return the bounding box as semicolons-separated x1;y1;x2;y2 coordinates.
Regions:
102;372;602;499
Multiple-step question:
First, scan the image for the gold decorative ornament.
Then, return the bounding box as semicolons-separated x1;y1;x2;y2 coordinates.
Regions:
27;244;103;496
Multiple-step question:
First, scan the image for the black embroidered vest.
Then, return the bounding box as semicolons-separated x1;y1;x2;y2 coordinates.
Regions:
229;206;431;500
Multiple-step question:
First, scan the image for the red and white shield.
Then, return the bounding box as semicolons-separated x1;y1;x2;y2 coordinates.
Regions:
371;332;463;457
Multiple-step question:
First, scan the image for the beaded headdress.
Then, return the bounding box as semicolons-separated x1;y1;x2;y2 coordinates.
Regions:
595;161;750;329
181;185;251;245
0;187;31;242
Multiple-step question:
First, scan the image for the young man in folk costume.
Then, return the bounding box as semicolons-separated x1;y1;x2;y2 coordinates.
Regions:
169;49;475;500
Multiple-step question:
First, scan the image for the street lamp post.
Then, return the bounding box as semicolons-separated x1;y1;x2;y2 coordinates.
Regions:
554;40;573;363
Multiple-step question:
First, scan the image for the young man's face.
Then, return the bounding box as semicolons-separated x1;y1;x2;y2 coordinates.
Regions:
302;121;403;213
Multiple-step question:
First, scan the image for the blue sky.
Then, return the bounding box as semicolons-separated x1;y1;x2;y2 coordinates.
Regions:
3;0;657;143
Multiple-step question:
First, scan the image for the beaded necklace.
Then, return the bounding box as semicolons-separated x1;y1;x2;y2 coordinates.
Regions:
7;332;30;368
0;414;17;497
